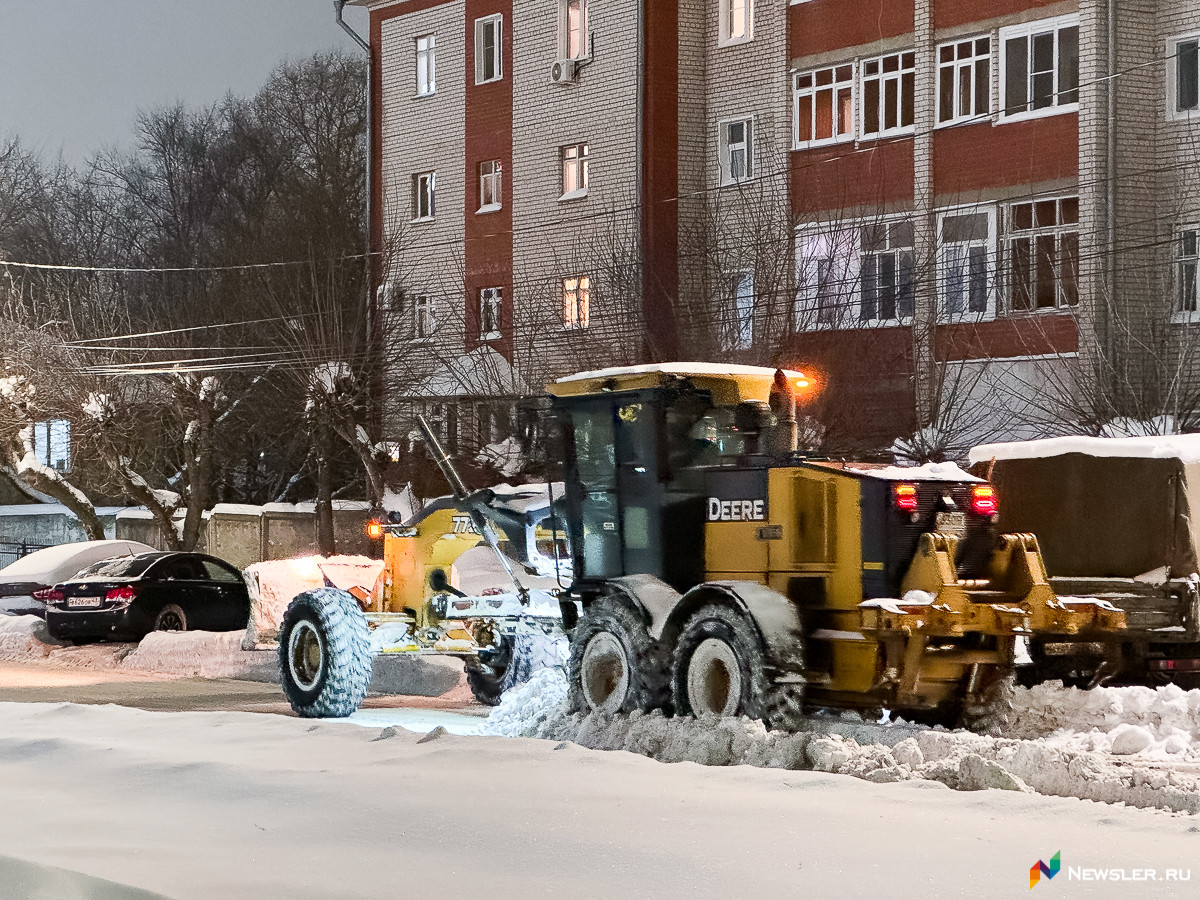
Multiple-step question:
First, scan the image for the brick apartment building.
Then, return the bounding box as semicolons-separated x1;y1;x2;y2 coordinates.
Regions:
352;0;1200;459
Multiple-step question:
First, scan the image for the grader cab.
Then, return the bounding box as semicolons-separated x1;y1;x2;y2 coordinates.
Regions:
547;363;1125;726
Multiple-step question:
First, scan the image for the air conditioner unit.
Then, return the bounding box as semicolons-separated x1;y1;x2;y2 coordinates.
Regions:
550;59;578;84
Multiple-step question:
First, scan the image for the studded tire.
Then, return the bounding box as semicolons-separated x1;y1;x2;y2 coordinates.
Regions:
568;596;669;715
278;587;372;718
671;603;806;731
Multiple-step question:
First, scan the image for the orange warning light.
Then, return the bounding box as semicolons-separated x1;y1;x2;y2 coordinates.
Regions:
366;520;385;540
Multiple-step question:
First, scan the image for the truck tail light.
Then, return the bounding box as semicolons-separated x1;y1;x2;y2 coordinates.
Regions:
971;485;998;516
893;483;919;511
105;586;137;603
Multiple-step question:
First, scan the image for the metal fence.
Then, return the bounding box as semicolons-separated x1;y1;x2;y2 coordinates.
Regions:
0;540;51;569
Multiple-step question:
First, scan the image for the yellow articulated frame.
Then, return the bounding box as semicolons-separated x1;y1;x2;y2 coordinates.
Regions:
859;532;1127;639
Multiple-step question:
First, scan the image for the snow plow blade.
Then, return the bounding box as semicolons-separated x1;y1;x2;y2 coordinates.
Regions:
860;533;1127;638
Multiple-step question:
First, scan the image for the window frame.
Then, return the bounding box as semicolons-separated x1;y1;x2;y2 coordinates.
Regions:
560;142;590;200
411;171;436;222
936;35;992;126
1167;34;1200;121
730;272;755;349
719;0;754;47
415;33;437;97
1175;225;1200;321
478;159;503;213
562;274;591;329
792;63;856;150
413;293;434;341
937;205;998;320
860;50;916;139
561;0;589;61
474;14;504;85
1004;196;1080;313
718;115;754;186
998;15;1080;122
479;286;503;341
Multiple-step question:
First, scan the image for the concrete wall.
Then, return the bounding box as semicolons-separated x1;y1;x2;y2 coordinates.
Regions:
0;505;128;547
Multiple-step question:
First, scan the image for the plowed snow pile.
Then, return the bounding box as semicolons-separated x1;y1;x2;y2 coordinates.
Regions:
242;555;382;643
480;671;1200;814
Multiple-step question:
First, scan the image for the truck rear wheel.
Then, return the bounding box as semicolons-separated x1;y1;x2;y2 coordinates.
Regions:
672;604;806;730
568;596;668;715
278;588;372;718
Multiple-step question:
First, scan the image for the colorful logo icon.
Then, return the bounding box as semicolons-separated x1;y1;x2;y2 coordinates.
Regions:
1030;852;1062;889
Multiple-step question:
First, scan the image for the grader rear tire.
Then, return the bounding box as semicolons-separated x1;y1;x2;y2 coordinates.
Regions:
568;596;668;715
671;604;806;731
278;588;372;718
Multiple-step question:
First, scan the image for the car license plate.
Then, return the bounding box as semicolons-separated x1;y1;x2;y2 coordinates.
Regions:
935;511;967;538
67;597;101;608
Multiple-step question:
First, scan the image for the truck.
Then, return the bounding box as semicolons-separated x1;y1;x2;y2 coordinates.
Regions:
278;363;1126;728
970;435;1200;688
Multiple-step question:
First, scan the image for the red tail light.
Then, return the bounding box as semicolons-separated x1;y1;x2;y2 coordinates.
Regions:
32;588;63;602
105;586;137;602
971;485;998;516
893;483;919;511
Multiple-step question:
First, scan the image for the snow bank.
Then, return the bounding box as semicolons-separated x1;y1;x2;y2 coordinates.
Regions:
970;432;1200;465
477;666;569;737
242;555;381;643
0;615;58;659
120;631;278;681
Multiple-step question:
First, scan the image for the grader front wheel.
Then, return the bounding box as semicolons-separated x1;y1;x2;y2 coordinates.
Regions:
278;588;372;718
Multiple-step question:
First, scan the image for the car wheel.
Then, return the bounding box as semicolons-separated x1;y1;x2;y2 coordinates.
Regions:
154;604;188;632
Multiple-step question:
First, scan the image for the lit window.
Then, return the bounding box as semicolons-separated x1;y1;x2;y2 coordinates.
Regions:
412;172;435;221
478;160;502;212
793;227;860;328
563;275;591;329
416;34;436;96
1006;197;1079;311
475;15;503;84
1170;36;1200;117
939;209;996;317
861;51;916;137
719;117;753;185
719;0;752;46
937;37;990;124
564;0;588;60
480;287;503;340
730;273;754;349
561;143;589;198
793;65;854;148
1000;17;1079;118
1178;227;1199;314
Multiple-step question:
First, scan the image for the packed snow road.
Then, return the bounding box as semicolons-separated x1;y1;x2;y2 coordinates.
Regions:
0;700;1196;900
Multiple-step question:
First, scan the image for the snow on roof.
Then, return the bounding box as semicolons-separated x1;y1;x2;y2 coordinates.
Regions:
0;539;155;581
554;362;804;383
0;504;130;518
843;461;982;483
210;503;264;518
969;434;1200;465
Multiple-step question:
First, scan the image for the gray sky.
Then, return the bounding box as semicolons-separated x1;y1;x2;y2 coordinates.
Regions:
0;1;369;164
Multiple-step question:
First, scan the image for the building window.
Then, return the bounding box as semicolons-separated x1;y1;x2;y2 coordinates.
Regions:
475;15;503;84
563;0;588;60
1178;227;1200;314
937;37;990;125
793;64;854;148
1000;17;1079;119
415;34;436;96
412;171;435;221
478;159;502;212
1007;197;1079;311
718;117;753;185
1170;36;1200;117
414;294;433;339
480;287;503;340
939;208;996;317
860;220;915;322
861;51;915;138
719;0;752;46
796;227;858;328
730;273;754;348
32;420;70;473
561;143;589;199
563;275;591;329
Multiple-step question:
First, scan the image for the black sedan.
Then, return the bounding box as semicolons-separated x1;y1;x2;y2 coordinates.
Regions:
44;552;250;642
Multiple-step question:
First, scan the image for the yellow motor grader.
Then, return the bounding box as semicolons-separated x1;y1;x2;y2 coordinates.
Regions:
278;363;1126;727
